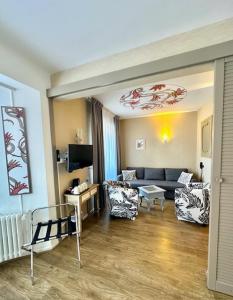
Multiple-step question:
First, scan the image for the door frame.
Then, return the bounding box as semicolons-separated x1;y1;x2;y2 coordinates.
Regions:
47;41;233;292
207;59;224;290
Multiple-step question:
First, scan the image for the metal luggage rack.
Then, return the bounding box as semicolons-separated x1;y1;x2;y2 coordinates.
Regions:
22;203;81;285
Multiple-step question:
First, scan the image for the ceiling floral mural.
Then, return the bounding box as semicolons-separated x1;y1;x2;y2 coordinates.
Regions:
120;84;187;110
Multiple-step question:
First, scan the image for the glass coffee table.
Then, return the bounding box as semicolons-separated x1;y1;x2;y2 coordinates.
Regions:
138;185;166;212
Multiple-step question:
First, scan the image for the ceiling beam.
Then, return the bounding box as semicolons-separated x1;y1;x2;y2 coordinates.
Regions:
47;40;233;99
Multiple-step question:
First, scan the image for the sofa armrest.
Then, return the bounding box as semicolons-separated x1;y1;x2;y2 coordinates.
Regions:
175;185;210;202
104;180;130;188
117;174;123;181
190;176;200;182
187;182;210;189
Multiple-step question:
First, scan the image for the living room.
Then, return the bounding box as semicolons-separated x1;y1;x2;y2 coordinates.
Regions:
52;66;213;205
96;67;213;181
48;65;214;296
1;2;233;299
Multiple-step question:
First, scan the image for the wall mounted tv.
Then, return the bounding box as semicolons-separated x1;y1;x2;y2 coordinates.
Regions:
67;144;93;172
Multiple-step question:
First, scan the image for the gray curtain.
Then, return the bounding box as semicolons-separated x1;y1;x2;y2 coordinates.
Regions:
114;115;121;175
90;98;105;209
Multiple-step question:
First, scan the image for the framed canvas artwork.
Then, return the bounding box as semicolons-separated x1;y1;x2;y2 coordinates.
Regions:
1;106;32;195
136;138;145;151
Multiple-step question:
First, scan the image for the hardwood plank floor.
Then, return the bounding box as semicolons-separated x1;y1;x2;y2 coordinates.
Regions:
0;201;232;300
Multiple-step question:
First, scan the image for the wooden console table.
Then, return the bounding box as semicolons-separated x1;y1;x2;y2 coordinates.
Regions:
65;184;100;234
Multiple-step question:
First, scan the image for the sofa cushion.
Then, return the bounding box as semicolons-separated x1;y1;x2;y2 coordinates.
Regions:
127;179;185;190
144;168;165;180
127;167;144;179
165;168;188;181
157;180;185;190
127;179;157;189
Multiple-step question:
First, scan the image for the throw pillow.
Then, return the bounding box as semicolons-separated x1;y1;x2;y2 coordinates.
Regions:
122;170;137;181
177;172;193;184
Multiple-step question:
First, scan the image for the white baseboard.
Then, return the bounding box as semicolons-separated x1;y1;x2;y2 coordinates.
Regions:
23;239;59;255
82;208;95;220
216;281;233;296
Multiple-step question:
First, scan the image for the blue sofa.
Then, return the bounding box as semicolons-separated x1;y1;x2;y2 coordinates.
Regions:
117;167;189;200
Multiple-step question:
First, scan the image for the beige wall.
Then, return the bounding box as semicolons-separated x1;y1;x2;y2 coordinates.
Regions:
120;112;197;174
53;98;92;213
196;101;214;182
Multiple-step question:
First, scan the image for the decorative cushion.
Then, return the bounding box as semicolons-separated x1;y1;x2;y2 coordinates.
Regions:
144;168;165;180
127;167;144;179
177;172;193;184
165;168;188;181
122;170;137;181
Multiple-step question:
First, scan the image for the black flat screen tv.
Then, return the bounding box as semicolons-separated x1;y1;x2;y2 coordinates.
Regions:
67;144;93;172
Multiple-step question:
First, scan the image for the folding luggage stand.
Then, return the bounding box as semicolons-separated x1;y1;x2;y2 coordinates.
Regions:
22;203;81;285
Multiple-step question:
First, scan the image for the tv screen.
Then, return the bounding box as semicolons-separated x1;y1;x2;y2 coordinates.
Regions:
67;144;93;172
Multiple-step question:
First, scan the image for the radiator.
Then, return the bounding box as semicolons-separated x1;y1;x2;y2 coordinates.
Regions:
0;212;31;263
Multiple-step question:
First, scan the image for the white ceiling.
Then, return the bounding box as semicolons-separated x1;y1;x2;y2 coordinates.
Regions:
96;71;214;118
1;1;233;72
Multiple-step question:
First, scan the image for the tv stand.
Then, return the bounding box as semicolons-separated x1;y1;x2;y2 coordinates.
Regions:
65;184;100;235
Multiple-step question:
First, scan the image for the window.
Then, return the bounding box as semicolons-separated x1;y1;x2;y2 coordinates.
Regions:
102;108;117;180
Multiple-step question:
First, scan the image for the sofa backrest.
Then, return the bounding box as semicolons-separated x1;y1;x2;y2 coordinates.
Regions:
144;168;165;180
165;168;188;181
127;167;144;179
125;167;188;181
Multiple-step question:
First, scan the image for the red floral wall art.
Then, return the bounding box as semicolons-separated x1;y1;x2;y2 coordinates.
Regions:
120;84;187;110
1;106;32;195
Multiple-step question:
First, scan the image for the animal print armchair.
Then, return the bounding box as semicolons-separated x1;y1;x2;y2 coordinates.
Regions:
104;181;139;220
175;183;210;225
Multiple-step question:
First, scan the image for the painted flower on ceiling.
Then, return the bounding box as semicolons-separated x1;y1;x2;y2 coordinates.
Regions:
120;84;187;110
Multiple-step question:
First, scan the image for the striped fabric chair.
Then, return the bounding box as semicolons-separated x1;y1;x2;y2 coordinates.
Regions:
104;181;139;220
175;183;210;225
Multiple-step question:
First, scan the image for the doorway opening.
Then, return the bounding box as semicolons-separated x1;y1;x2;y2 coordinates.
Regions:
51;62;216;297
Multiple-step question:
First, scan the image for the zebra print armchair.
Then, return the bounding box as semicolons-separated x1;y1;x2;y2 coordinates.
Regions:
104;181;139;220
175;183;210;225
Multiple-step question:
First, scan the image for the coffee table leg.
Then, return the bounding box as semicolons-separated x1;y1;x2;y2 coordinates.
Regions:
140;196;143;206
161;197;165;212
146;198;151;211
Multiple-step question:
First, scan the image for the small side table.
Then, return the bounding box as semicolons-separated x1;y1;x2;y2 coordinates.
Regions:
138;185;166;212
65;184;100;234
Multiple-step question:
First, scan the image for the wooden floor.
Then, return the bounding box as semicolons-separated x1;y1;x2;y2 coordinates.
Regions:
0;201;233;300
